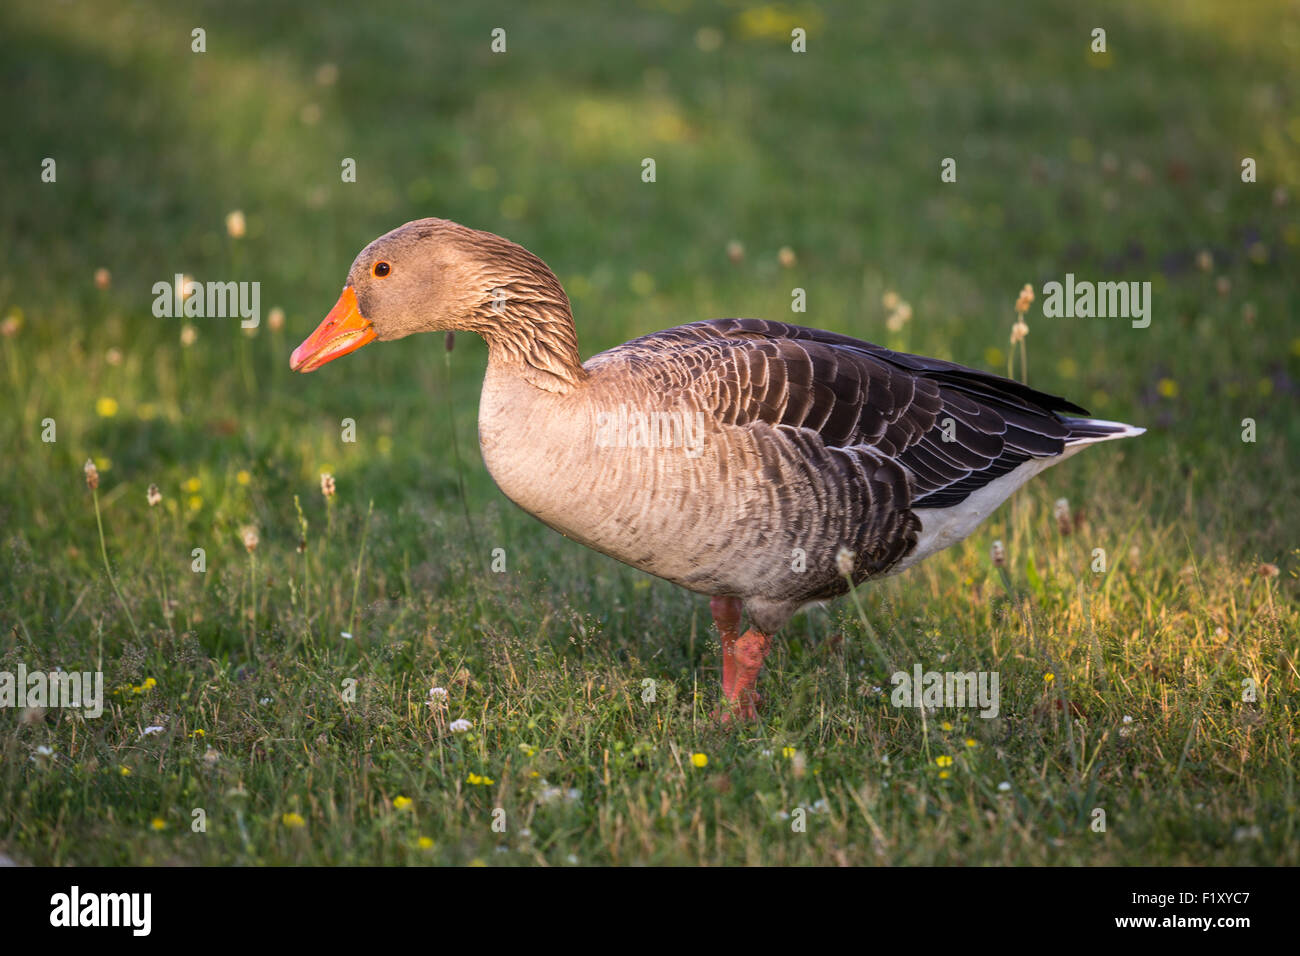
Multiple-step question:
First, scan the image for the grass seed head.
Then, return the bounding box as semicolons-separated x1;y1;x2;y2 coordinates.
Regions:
1054;498;1072;535
1015;283;1034;314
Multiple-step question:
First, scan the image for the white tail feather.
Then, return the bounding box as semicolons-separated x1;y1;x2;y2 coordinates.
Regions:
1063;418;1146;448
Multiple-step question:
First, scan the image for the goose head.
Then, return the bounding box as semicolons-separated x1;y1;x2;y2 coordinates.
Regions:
291;217;547;373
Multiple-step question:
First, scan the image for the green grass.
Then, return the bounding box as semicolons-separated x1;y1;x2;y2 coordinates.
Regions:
1;0;1296;865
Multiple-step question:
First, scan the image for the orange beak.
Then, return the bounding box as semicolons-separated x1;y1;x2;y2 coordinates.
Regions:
290;286;378;372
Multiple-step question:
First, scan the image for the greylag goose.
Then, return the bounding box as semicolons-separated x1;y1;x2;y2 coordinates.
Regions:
291;218;1143;721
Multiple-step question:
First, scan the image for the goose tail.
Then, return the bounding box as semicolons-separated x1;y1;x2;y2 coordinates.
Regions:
1061;417;1146;448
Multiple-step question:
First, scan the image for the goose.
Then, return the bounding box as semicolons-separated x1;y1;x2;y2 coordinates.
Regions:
291;218;1143;721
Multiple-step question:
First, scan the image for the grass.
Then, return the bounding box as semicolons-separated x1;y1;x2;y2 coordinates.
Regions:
0;0;1296;865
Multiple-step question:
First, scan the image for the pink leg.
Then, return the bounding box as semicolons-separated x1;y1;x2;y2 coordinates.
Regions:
724;629;771;721
710;596;743;700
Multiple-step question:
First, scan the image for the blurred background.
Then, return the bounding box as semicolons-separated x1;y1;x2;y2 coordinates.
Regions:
4;0;1297;548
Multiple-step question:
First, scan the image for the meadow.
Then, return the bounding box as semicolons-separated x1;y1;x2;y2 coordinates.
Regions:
0;0;1296;865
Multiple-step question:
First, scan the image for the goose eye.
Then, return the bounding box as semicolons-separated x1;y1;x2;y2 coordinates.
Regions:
372;261;391;278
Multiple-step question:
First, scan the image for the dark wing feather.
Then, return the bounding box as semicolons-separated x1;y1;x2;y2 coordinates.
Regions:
606;318;1089;509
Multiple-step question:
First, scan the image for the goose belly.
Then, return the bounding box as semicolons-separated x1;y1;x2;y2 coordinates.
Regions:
481;416;755;592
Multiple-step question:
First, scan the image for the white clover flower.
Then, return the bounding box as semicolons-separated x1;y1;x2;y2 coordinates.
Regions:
537;781;580;805
141;725;165;737
997;781;1012;792
449;718;473;733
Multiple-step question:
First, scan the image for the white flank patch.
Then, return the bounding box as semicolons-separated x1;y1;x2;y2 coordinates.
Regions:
892;418;1143;573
